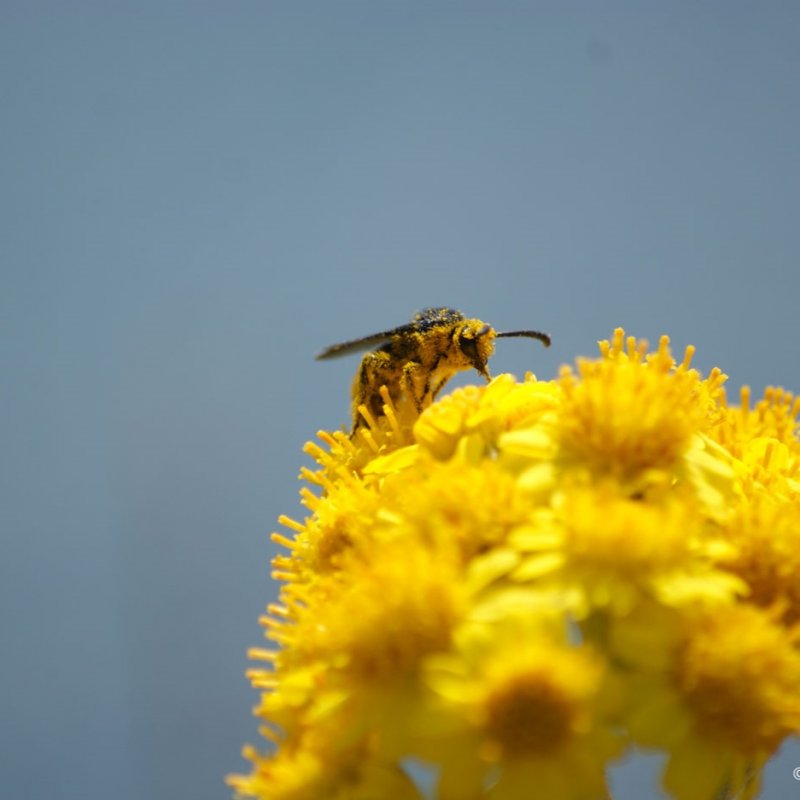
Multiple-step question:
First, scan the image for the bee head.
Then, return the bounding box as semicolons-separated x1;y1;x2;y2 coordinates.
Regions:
457;321;497;380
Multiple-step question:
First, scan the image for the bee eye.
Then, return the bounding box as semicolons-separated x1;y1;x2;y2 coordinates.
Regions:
459;331;479;361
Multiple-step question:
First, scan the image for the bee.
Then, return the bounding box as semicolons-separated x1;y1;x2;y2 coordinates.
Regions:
316;307;551;432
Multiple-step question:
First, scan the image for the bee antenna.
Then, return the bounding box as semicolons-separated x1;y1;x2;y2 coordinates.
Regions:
495;330;551;348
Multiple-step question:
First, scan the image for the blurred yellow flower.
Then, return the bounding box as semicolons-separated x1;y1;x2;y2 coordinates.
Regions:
230;328;800;800
419;611;622;800
614;602;800;800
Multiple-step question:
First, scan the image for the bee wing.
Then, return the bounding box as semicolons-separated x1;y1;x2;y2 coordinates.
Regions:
315;323;417;360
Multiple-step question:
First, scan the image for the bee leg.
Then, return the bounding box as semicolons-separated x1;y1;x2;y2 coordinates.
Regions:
352;350;395;429
401;361;430;412
429;374;453;401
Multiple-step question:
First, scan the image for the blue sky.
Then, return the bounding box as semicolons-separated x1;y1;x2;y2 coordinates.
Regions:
2;3;799;799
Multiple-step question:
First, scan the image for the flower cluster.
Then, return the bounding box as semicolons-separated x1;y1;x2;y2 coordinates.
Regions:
229;329;800;800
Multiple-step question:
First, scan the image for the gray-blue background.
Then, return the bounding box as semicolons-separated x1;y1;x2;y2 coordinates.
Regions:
2;3;798;799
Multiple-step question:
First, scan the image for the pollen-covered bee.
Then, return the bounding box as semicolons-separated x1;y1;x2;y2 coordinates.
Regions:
316;307;551;432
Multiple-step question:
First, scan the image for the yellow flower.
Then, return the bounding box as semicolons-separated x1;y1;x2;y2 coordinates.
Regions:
712;384;800;457
707;385;800;511
381;457;533;561
419;611;623;800
296;537;465;681
558;329;726;480
230;740;425;800
715;492;800;625
230;328;800;800
414;373;560;461
511;484;744;618
614;603;800;800
271;476;381;582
